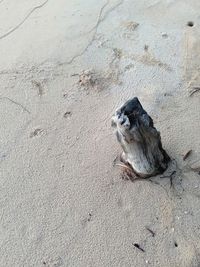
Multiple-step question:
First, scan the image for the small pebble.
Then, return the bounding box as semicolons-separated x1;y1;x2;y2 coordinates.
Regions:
162;32;168;38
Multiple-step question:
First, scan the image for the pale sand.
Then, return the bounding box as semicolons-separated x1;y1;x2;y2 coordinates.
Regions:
0;0;200;266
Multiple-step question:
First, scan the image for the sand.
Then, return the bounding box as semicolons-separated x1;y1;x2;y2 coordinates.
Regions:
0;0;200;266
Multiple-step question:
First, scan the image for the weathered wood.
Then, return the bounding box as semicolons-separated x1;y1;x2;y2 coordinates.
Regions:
112;97;170;178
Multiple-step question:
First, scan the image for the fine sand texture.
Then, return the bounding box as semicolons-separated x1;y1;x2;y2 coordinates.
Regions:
0;0;200;266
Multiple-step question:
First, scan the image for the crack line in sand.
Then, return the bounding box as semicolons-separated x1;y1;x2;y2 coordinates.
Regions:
0;97;30;114
61;0;110;65
0;0;49;40
87;0;110;34
67;0;109;40
61;0;125;66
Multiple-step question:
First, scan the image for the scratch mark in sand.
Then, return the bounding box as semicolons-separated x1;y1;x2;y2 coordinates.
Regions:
61;0;124;66
0;96;30;114
0;0;49;40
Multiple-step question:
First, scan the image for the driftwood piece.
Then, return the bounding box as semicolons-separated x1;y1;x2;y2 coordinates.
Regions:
112;97;170;178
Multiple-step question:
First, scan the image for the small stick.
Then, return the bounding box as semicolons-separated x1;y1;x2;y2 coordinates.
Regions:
183;149;192;161
133;243;145;252
112;155;119;167
160;170;176;187
189;87;200;96
145;227;155;237
160;170;176;179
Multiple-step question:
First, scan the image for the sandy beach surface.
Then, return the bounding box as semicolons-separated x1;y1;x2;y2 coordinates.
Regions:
0;0;200;266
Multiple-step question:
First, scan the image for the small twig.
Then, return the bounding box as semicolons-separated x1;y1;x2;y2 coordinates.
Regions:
189;87;200;96
145;227;155;237
160;170;176;187
189;165;200;173
112;155;119;167
132;243;145;252
160;170;176;179
183;149;192;161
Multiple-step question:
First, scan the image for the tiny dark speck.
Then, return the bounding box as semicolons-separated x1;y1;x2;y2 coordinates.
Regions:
187;21;194;27
87;213;92;221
